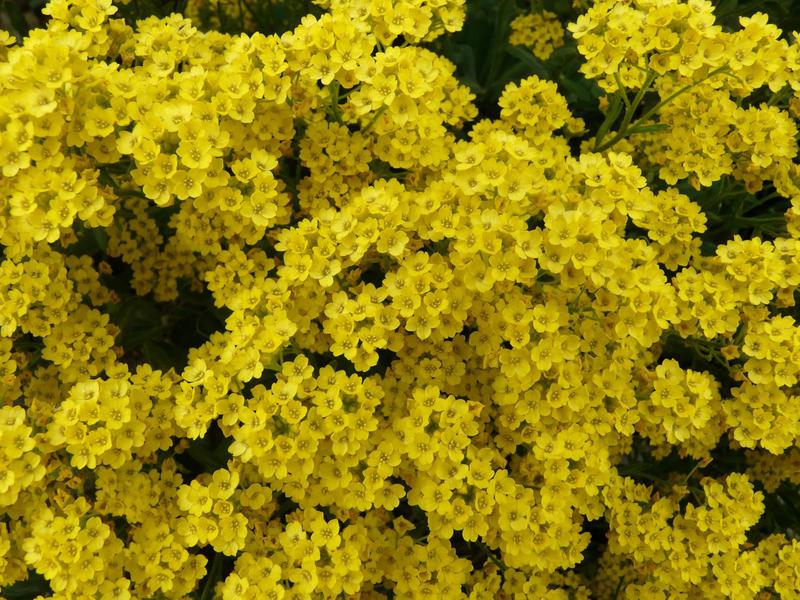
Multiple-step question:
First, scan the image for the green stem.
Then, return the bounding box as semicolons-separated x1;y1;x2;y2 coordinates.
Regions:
199;553;224;600
731;215;786;225
637;66;730;125
682;459;707;484
611;577;626;600
362;105;388;134
327;82;342;123
596;66;729;152
614;71;632;110
593;90;624;151
619;468;669;485
595;70;656;152
741;191;781;216
621;71;657;129
767;87;790;107
485;549;506;572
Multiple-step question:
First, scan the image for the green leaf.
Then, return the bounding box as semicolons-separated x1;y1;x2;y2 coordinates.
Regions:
1;0;30;39
183;436;231;471
713;0;739;18
486;60;534;97
557;71;601;112
92;227;108;253
481;0;518;85
1;572;50;599
142;340;177;370
447;43;479;88
505;45;549;79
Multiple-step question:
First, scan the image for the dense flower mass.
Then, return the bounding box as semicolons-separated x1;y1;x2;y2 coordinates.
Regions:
1;0;800;598
509;10;564;60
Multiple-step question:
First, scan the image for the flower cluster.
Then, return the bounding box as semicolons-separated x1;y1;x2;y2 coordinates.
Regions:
509;10;565;60
1;0;800;598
